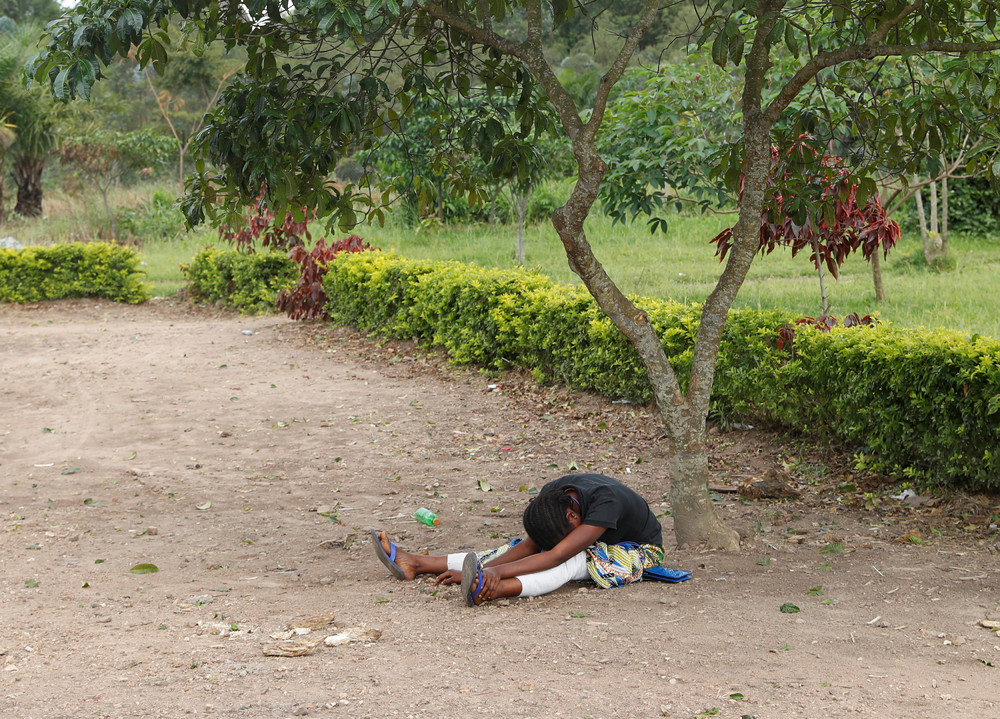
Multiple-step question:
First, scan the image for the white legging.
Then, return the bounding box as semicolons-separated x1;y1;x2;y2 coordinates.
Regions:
447;551;589;597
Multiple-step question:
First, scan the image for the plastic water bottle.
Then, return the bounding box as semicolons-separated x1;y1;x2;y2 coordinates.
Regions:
415;507;440;526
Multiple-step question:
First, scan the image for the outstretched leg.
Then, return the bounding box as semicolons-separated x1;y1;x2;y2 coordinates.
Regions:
371;529;448;580
463;551;589;605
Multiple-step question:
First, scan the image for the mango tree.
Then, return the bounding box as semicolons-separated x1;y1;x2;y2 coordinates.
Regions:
30;1;1000;548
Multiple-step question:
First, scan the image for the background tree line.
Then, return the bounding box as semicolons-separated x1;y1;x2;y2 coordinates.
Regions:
4;0;1000;255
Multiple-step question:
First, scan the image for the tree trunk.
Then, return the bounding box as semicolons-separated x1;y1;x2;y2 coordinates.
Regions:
929;180;938;236
668;422;737;550
550;140;738;550
178;143;186;190
13;155;45;218
509;0;743;549
435;177;444;222
914;180;932;263
928;180;942;260
810;236;828;315
872;249;886;302
940;173;949;257
98;183;115;240
515;191;528;266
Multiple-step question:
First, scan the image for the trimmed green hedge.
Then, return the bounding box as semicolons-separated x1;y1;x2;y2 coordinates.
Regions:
778;326;1000;489
0;242;150;304
184;248;1000;489
181;248;296;314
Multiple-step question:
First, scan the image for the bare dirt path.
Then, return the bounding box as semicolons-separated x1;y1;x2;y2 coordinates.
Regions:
1;299;998;719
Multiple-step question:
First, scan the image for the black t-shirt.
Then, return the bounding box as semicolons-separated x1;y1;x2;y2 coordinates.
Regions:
540;473;663;546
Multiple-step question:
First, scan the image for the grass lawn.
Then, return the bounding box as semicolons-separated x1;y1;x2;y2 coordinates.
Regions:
359;212;1000;338
7;181;998;338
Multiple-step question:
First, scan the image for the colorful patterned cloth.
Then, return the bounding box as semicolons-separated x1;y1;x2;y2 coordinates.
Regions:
585;541;665;589
475;537;523;565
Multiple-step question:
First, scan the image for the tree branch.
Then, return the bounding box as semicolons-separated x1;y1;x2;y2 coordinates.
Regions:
767;24;1000;124
421;1;584;140
421;3;528;63
865;1;923;45
583;0;661;139
741;0;787;125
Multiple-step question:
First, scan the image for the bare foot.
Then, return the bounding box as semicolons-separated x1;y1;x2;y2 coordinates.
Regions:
375;530;420;580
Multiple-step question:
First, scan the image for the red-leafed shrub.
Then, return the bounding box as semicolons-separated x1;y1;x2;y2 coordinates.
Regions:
219;192;313;253
712;136;900;276
220;192;376;319
277;235;375;319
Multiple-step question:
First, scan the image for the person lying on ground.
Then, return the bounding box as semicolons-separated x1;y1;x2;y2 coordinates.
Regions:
372;472;689;606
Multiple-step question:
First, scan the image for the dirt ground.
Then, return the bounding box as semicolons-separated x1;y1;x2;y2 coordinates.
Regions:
1;298;999;719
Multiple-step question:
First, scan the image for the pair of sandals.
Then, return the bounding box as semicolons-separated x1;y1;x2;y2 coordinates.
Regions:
370;529;484;605
371;528;692;606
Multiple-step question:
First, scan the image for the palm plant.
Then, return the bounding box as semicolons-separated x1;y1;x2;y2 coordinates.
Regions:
0;21;56;219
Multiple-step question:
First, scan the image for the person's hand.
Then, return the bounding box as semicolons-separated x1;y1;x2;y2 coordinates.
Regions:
479;566;502;599
433;569;462;586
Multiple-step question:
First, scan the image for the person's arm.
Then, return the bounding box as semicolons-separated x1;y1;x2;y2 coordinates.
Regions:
483;537;540;568
488;523;605;580
432;537;542;586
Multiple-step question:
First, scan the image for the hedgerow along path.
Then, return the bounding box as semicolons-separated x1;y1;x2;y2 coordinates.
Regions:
0;298;997;719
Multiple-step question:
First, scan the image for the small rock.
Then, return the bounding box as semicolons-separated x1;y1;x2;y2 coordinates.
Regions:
261;638;322;657
187;594;214;606
292;707;310;716
324;627;381;646
241;330;254;336
146;527;158;536
0;237;22;250
96;616;112;624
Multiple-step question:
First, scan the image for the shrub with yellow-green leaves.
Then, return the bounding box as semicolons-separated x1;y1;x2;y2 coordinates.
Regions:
181;248;297;314
0;243;150;304
776;325;1000;490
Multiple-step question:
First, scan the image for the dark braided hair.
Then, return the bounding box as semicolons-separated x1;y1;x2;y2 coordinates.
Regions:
522;489;575;550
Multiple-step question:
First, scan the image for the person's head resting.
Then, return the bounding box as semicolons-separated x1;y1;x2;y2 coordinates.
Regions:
522;488;577;550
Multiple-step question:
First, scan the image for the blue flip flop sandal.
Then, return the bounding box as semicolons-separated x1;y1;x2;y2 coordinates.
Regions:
642;566;692;583
461;552;485;606
371;529;406;580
